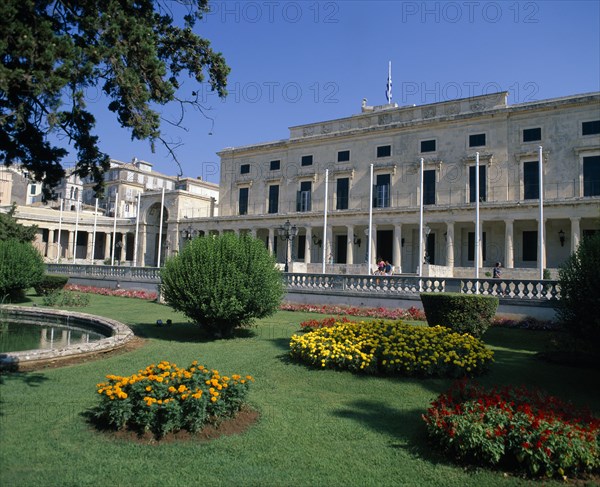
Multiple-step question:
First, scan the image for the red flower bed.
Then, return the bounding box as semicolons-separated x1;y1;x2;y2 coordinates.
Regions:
65;284;158;301
423;380;600;478
280;303;426;321
299;316;355;331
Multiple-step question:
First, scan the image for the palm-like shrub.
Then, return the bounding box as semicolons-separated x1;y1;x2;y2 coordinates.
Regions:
0;239;44;300
160;233;284;337
557;233;600;344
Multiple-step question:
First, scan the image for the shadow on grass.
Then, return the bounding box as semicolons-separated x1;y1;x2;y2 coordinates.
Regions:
332;399;452;467
0;371;50;417
128;322;259;342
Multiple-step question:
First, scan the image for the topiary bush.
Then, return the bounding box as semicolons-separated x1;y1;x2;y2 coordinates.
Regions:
34;274;69;296
160;233;284;337
0;239;44;301
557;233;600;345
420;292;498;338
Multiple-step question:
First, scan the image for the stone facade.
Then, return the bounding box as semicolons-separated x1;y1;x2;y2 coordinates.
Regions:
212;91;600;276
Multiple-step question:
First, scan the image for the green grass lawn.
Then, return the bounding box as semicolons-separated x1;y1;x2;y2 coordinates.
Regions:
1;293;598;487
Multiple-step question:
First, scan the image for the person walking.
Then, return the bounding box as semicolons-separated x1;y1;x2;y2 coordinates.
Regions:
493;262;502;279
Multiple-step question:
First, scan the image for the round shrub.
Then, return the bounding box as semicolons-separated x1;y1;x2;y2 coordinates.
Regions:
290;320;494;377
557;233;600;345
423;380;600;478
0;239;44;301
34;274;69;296
93;360;254;438
160;233;284;337
420;292;499;338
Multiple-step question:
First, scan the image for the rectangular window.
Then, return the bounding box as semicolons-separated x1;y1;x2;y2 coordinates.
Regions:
297;235;306;260
523;160;539;199
522;231;538;261
467;232;487;261
337;150;350;162
423;169;436;205
301;155;313;166
583;155;600;196
582;120;600;135
376;145;391;158
269;160;281;171
469;165;487;202
30;184;36;195
296;181;312;212
373;174;390;208
238;187;248;215
523;127;541;142
469;133;486;147
240;164;250;175
336;178;349;210
420;139;436;153
268;185;279;214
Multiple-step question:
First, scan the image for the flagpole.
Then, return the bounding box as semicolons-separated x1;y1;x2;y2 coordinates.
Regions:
538;146;544;280
418;158;424;289
321;169;329;274
475;152;480;294
157;186;165;268
111;191;118;266
367;164;374;274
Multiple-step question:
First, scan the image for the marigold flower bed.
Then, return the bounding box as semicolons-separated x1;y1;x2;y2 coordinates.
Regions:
422;380;600;478
290;320;493;377
93;360;254;438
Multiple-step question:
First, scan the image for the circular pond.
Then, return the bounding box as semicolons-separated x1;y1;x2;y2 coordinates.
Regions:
0;306;135;370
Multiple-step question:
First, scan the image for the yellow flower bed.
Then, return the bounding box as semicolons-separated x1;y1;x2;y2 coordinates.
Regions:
93;360;254;437
290;320;493;377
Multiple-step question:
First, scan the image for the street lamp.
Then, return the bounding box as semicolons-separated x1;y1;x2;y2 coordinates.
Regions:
180;225;198;242
277;219;298;273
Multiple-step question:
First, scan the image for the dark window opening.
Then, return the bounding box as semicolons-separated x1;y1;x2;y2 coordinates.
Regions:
337;150;350;162
467;232;487;261
268;185;279;214
297;235;306;260
270;160;280;171
523;160;539;200
582;120;600;135
297;181;312;212
584;156;600;196
336;178;349;210
240;164;250;175
373;174;390;208
469;133;486;147
423;169;436;205
238;187;248;215
377;145;391;158
523;127;541;142
301;155;313;166
420;139;436;153
522;231;538;261
469;165;487;202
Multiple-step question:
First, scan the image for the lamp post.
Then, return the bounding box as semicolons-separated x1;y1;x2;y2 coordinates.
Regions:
180;225;197;243
277;219;298;273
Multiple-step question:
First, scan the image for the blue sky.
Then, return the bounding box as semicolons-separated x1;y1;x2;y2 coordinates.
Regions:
62;1;600;182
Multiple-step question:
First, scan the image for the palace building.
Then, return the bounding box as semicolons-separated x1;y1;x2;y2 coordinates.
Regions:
2;91;599;277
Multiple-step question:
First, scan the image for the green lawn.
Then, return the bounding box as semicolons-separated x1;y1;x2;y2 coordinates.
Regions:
1;293;598;487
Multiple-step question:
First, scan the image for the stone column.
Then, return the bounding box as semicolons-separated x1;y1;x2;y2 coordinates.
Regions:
346;225;354;265
139;227;147;266
104;232;112;262
570;217;580;253
393;224;402;272
121;233;128;263
305;227;312;264
67;231;74;260
326;226;333;264
446;221;455;268
86;232;93;261
47;228;55;259
268;228;274;254
505;219;514;268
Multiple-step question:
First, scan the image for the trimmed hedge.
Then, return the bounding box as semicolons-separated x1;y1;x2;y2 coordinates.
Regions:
34;274;69;296
420;292;498;338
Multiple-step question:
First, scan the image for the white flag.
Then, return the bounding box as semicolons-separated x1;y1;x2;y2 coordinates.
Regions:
386;61;392;103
